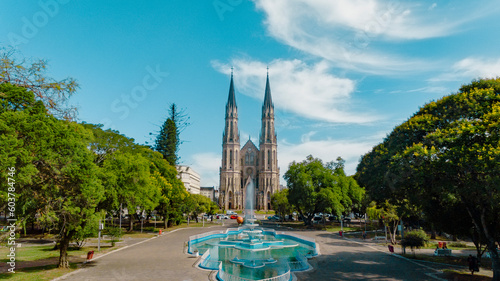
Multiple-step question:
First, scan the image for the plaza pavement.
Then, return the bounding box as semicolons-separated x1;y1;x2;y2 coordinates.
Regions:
55;222;492;281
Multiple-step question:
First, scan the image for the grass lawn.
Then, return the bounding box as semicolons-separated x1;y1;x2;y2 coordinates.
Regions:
400;253;492;270
254;210;275;215
0;242;119;280
441;269;493;281
0;245;90;263
327;226;360;232
0;263;79;281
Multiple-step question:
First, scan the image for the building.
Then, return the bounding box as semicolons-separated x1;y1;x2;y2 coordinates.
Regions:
219;71;280;211
177;165;200;194
200;186;216;202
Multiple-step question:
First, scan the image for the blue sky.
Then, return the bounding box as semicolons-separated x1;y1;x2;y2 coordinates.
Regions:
2;0;500;187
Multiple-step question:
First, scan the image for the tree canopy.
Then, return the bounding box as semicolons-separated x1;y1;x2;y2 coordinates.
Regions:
357;78;500;279
1;49;78;120
0;83;191;268
154;103;189;165
284;155;364;225
0;83;103;267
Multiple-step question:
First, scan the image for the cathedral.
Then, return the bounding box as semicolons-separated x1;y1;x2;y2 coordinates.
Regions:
219;71;280;211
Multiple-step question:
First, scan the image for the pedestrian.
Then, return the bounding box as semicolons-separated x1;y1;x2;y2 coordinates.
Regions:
467;254;479;275
362;231;367;240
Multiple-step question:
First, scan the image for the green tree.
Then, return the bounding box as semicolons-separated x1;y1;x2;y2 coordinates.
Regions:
271;189;292;221
366;201;400;244
83;124;166;231
284;155;364;225
185;194;217;223
147;151;188;228
401;230;428;256
0;84;104;268
0;49;78;120
156;118;177;165
154;103;189;165
101;150;160;231
358;78;500;279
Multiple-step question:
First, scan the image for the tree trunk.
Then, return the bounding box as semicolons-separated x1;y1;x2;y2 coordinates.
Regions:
430;224;436;240
489;246;500;281
164;217;168;229
390;221;398;245
58;230;73;268
129;215;134;231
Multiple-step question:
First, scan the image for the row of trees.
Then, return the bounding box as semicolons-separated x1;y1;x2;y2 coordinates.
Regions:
356;78;500;280
0;51;216;268
273;156;364;226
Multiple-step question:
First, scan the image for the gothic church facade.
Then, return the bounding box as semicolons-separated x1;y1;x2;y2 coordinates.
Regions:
219;72;279;211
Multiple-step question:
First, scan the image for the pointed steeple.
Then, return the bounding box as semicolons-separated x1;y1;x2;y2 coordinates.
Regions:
223;68;239;143
226;69;237;113
260;71;276;145
263;68;273;110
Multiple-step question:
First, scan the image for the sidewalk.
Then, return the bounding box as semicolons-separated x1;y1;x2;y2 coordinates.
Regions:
345;234;494;279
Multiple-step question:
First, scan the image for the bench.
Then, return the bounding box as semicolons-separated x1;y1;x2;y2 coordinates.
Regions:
434;249;452;256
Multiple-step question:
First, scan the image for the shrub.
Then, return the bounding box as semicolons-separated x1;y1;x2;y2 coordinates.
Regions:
106;226;123;247
72;223;98;249
448;242;467;248
401;230;428;255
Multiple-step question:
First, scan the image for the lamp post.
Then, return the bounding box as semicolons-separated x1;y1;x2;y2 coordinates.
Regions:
364;213;367;233
98;220;104;251
119;202;122;230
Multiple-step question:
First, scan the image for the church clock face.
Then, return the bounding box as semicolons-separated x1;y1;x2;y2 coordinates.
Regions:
246;167;253;176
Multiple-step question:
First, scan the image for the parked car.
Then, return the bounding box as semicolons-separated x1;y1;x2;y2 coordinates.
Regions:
328;215;338;221
268;215;282;221
216;214;229;219
313;215;323;223
230;215;238;219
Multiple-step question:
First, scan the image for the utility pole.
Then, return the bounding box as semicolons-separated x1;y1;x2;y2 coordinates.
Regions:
98;220;103;251
400;219;405;254
119;203;122;230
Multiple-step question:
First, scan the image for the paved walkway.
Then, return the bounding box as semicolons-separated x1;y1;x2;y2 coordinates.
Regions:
55;224;493;281
57;225;228;281
291;230;493;280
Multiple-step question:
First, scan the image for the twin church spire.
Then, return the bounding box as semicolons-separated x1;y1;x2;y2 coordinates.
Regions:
219;69;279;211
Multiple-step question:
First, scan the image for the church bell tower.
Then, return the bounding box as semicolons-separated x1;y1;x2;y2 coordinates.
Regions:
219;70;241;210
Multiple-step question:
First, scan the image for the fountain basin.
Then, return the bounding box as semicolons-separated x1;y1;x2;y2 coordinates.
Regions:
188;227;318;281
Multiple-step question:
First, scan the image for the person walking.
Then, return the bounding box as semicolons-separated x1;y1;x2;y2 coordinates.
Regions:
467;254;479;275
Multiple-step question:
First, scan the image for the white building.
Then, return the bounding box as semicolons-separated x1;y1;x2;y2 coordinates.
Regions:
200;186;216;202
177;165;200;194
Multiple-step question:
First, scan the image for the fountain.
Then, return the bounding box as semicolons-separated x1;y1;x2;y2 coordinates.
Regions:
187;178;318;281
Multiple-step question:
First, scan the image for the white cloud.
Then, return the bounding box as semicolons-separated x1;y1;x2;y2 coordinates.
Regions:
190;132;384;187
189;152;221;187
278;132;381;182
433;57;500;82
212;58;380;123
253;0;498;74
453;58;500;79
